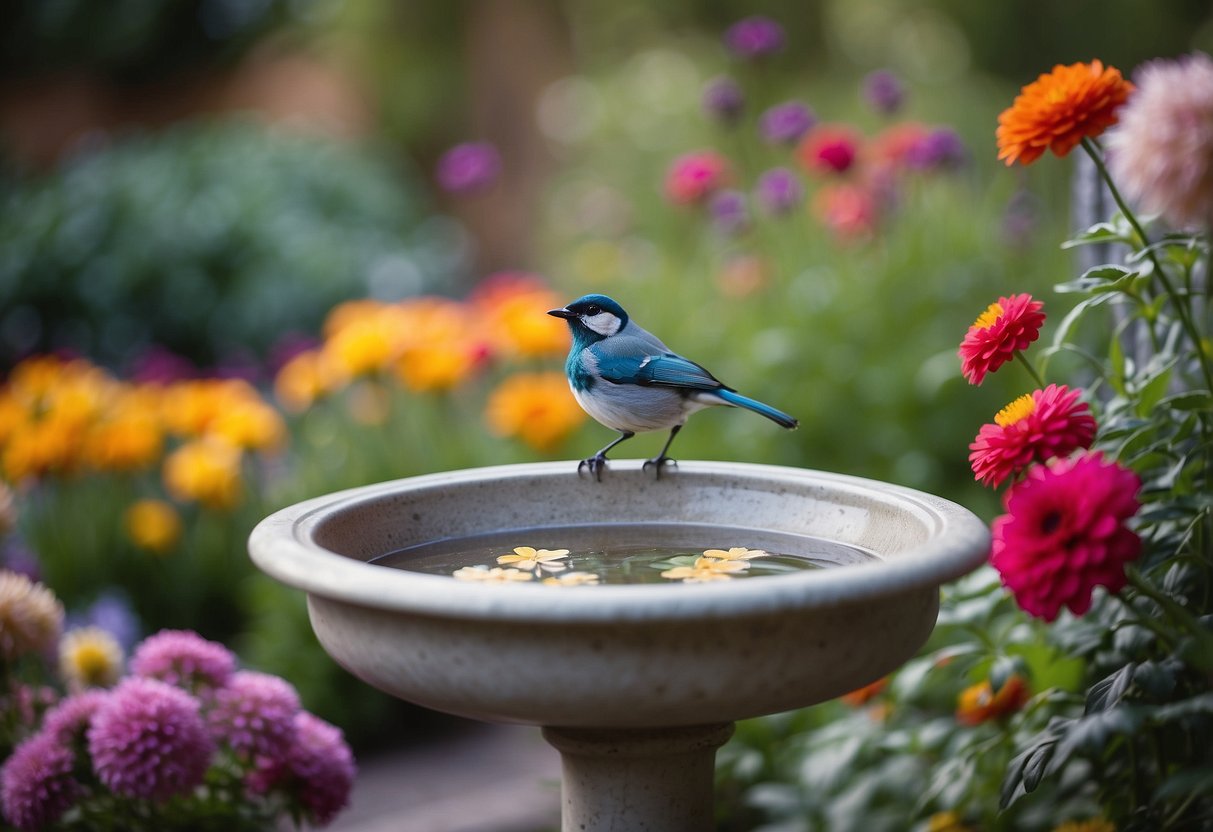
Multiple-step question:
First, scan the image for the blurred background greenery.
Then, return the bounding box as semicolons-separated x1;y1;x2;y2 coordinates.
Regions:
1;0;1211;776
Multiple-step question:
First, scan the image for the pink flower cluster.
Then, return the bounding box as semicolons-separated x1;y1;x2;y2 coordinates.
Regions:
0;630;356;831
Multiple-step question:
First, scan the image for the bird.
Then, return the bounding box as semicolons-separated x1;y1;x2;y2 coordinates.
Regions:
547;293;798;481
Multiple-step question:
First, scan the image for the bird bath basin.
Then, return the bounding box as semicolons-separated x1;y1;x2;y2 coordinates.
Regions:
249;461;990;831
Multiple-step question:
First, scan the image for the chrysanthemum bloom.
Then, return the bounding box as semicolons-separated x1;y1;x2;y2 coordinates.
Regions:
435;142;501;194
958;294;1046;385
208;671;301;760
969;384;1097;488
955;675;1029;725
485;372;586;452
863;69;905;115
708;189;750;235
701;76;745;124
996;60;1133;166
1;733;81;831
758;101;816;145
798;125;862;175
41;690;110;744
129;629;236;694
723;16;785;59
991;452;1142;621
812;183;879;240
1106;52;1213;230
754;167;804;215
124;498;182;555
0;571;64;660
247;712;355;827
88;677;214;801
663;151;732;205
59;626;123;691
162;437;243;509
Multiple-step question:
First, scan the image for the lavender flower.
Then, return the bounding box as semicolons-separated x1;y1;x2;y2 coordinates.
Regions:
88;677;213;801
129;629;235;695
1;733;81;831
723;16;785;59
208;671;301;760
755;168;805;215
906;128;967;169
759;101;816;145
79;591;140;652
435;142;501;194
248;712;356;828
709;189;750;235
701;76;745;124
863;69;905;115
42;690;110;744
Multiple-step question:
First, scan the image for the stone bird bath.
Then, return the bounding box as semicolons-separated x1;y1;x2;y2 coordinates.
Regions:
248;461;990;831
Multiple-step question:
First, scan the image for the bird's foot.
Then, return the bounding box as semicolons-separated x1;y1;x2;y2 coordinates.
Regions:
642;456;678;479
578;454;610;482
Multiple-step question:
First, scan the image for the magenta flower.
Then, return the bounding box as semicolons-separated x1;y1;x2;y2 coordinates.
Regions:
907;127;967;170
1;733;81;831
41;690;110;744
208;671;301;760
88;677;214;801
248;712;356;828
701;76;745;124
724;16;785;59
863;69;906;115
663;151;731;205
755;168;805;215
991;452;1142;621
435;142;502;194
969;385;1098;488
758;101;816;145
798;125;862;175
129;629;235;695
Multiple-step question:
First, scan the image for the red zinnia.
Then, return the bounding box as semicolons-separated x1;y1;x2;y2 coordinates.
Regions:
958;294;1045;385
663;151;732;205
969;384;1097;488
990;452;1142;622
797;125;862;175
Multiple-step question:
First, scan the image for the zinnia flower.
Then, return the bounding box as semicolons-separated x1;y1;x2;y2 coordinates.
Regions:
758;101;816;145
124;499;182;555
208;671;301;760
664;151;732;205
754;168;804;215
1106;52;1213;230
1;733;80;831
0;571;64;660
435;142;501;194
958;294;1046;385
723;16;785;59
996;60;1133;166
969;384;1097;488
863;69;905;115
798;125;861;175
41;690;110;744
248;712;355;827
58;626;123;691
701;76;745;124
955;675;1029;725
991;452;1142;621
485;372;586;452
129;629;236;694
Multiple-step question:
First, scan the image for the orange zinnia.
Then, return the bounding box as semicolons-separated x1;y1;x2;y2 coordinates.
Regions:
996;60;1133;166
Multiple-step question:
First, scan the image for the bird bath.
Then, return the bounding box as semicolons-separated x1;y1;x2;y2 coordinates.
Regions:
248;461;990;831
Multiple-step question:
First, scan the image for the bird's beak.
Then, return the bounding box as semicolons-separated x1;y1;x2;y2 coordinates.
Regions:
547;307;576;319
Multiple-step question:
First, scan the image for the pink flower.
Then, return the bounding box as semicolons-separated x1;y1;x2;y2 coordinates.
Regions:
208;671;301;760
969;384;1098;487
663;151;731;205
958;294;1046;385
991;452;1142;621
248;712;356;828
1106;52;1213;230
798;125;862;175
87;677;214;801
813;183;878;240
1;733;80;831
129;629;235;695
41;690;110;744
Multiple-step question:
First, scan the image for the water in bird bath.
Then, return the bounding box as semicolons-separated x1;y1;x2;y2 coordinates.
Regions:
371;522;875;585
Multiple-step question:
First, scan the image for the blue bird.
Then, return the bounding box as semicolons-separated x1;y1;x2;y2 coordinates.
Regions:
548;294;798;480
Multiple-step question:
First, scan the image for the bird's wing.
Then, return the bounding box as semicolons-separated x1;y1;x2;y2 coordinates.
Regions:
593;340;725;391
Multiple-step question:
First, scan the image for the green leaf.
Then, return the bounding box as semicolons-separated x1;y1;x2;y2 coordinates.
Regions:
1055;264;1141;296
1155;767;1213;802
1061;221;1131;249
1055;707;1143;759
1152;692;1213;723
1159;391;1213;412
1086;664;1136;713
1132;660;1178;699
1001;738;1056;807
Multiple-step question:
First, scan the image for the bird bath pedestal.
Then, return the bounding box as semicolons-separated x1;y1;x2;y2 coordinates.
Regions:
249;461;990;831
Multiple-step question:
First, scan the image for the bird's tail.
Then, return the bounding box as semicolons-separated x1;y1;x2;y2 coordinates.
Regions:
715;389;799;429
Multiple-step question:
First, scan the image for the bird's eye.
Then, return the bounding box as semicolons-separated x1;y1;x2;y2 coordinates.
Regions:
584;305;601;316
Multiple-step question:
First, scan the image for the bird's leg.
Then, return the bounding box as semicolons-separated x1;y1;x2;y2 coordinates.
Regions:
643;424;682;479
579;431;634;481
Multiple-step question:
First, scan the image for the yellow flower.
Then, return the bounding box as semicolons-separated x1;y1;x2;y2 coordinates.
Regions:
702;547;768;561
496;546;570;572
926;811;974;832
59;626;123;690
0;570;64;660
661;557;750;583
542;572;601;587
451;566;533;583
1051;820;1115;832
274;349;347;413
84;387;165;472
210;398;286;452
485;371;586;453
163;438;243;510
124;499;182;554
471;275;570;358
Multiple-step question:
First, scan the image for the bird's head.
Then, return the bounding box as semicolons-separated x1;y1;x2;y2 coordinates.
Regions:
547;294;629;341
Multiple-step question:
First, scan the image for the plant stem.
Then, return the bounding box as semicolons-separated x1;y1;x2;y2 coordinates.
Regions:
1014;350;1047;388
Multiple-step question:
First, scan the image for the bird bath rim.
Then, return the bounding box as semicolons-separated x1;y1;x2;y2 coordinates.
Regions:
248;460;991;624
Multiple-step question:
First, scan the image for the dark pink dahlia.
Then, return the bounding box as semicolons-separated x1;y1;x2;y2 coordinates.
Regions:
1;733;81;831
129;629;235;695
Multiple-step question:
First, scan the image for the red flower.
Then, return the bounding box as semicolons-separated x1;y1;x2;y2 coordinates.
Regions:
955;675;1029;725
813;183;878;240
969;384;1097;488
991;452;1142;621
958;294;1045;385
664;151;732;205
798;125;862;175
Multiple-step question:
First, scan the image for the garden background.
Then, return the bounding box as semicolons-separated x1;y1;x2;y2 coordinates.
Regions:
2;1;1212;830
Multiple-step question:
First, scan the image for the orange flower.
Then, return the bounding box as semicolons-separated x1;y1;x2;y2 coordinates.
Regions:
162;438;243;510
274;349;347;413
486;372;586;453
956;675;1029;725
840;676;888;707
84;387;165;472
996;60;1133;166
124;499;183;554
471;273;570;359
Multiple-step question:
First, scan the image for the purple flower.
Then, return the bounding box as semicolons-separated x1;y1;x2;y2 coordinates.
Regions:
906;128;967;170
701;76;745;124
755;168;805;215
863;70;905;115
759;101;816;145
129;629;235;695
209;671;301;760
88;677;213;801
708;189;750;235
41;690;110;744
1;733;81;831
248;712;356;827
435;142;501;194
76;591;140;652
723;16;785;59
